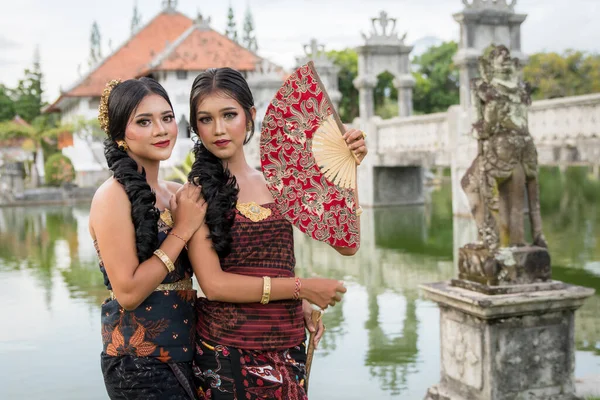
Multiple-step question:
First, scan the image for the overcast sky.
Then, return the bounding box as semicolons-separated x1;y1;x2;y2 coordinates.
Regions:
1;0;598;103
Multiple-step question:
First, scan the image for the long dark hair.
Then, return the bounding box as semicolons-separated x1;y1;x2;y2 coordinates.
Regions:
188;68;255;257
103;77;174;262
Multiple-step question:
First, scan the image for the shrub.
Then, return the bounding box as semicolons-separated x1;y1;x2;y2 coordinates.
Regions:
44;153;75;186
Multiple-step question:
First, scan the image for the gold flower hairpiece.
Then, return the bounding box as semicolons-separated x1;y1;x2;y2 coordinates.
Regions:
98;79;121;135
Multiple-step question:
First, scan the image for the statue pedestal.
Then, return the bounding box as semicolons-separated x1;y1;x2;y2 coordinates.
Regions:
420;281;595;400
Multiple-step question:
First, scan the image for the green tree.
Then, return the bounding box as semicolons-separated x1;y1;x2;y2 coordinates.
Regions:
225;6;238;43
412;41;459;114
89;21;102;67
0;114;72;186
327;49;359;122
0;84;15;122
524;50;600;100
242;6;258;52
131;2;142;35
13;47;44;123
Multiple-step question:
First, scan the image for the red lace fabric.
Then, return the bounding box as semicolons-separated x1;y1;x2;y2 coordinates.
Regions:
195;203;305;350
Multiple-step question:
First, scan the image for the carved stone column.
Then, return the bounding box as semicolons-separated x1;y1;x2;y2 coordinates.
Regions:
353;75;377;120
421;281;593;400
451;0;527;226
394;74;416;117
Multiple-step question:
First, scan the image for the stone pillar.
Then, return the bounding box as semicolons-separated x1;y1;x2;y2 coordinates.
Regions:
295;38;342;111
451;0;528;223
354;116;379;207
246;58;288;169
354;11;414;120
353;74;377;120
421;281;594;400
453;0;528;110
394;74;415;117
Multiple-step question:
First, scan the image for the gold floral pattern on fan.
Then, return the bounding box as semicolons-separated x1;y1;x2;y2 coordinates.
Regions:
236;202;272;222
260;62;360;248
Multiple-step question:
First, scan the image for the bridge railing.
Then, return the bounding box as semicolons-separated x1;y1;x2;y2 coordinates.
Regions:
375;112;449;154
529;93;600;145
370;93;600;165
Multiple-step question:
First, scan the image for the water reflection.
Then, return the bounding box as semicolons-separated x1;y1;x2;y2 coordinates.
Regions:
0;167;599;399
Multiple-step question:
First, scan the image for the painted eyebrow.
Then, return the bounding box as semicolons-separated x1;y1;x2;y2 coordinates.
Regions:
134;111;173;118
197;107;238;115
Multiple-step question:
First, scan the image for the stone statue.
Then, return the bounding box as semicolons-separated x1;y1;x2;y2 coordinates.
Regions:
458;45;550;288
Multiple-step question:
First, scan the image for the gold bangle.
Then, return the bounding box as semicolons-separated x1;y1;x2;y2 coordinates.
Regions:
356;206;363;217
260;276;272;305
153;249;175;273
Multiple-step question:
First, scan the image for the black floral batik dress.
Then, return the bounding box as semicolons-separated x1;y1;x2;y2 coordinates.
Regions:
95;210;198;400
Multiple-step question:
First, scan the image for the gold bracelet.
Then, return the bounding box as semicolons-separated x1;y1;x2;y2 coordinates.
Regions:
260;276;272;305
356;206;363;217
153;249;175;273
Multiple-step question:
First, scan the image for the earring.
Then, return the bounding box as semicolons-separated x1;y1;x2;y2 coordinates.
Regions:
246;122;252;133
116;140;128;151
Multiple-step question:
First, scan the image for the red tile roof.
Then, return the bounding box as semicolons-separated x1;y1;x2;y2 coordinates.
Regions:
46;11;193;111
47;10;265;113
143;25;259;73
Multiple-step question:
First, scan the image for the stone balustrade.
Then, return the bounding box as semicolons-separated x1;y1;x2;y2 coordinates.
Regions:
529;93;600;145
369;93;600;167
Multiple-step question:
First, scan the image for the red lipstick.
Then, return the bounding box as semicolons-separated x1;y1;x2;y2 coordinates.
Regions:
214;140;231;147
153;140;170;148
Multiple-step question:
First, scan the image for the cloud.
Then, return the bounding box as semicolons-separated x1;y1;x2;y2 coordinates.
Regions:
0;58;18;66
0;35;18;49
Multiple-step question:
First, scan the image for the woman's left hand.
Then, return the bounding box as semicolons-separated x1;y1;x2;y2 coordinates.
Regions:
343;128;368;165
302;299;325;348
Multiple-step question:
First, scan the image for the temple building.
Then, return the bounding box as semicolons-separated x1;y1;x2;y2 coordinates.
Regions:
46;1;285;186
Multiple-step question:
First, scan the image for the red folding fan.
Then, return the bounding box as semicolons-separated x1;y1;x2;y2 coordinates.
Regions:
260;61;360;248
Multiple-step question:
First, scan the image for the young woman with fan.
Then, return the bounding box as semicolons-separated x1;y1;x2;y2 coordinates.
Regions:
184;67;368;400
89;77;353;400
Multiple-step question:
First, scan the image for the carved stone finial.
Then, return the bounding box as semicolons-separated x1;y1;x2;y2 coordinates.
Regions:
361;10;407;46
303;38;325;58
371;11;397;37
195;11;211;29
462;0;517;11
162;0;178;11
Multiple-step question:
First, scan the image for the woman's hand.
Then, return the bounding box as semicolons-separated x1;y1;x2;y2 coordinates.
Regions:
300;278;347;310
303;300;325;348
170;182;207;241
343;128;368;164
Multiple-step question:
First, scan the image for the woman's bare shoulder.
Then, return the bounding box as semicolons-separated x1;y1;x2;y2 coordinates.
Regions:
89;178;130;237
92;178;128;208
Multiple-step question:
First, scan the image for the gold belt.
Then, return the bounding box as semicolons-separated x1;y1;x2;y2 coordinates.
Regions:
109;279;193;301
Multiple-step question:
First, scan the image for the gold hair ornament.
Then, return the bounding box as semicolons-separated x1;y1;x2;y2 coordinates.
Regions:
98;79;122;135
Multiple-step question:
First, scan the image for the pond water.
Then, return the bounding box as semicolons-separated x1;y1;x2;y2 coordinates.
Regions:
0;167;598;399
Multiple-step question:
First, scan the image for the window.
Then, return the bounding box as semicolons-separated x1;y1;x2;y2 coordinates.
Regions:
176;70;188;80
